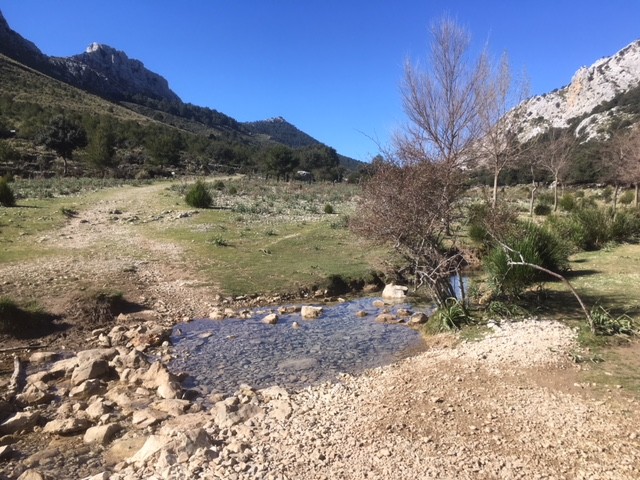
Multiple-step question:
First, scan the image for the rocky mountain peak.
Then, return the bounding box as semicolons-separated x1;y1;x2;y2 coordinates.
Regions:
515;39;640;140
66;43;181;103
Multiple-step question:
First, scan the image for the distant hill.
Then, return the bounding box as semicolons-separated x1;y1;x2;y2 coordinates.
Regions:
0;8;363;178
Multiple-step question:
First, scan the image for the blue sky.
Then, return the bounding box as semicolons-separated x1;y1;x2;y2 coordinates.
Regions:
2;1;640;161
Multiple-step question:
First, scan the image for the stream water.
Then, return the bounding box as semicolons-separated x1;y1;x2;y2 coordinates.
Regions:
170;297;427;395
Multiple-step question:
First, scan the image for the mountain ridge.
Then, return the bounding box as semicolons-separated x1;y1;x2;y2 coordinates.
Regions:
0;9;361;167
515;39;640;140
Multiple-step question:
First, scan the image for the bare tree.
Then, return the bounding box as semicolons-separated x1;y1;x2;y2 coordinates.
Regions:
537;128;577;211
476;53;529;207
604;126;640;212
352;18;485;306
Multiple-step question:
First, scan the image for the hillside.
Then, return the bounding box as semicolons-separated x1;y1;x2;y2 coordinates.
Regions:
0;9;361;179
515;40;640;141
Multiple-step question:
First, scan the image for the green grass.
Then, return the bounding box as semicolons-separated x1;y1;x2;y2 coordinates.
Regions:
150;210;383;296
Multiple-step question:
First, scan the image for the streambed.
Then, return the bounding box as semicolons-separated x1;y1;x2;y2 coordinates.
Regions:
170;297;427;395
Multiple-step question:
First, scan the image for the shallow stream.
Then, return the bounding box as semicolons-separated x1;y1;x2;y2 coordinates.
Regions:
170;297;426;395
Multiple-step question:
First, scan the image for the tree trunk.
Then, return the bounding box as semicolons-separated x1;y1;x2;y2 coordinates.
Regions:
635;183;639;208
492;166;499;208
553;177;559;212
530;183;537;216
613;183;620;218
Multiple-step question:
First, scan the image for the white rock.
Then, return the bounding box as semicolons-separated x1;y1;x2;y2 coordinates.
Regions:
382;283;408;299
301;306;323;319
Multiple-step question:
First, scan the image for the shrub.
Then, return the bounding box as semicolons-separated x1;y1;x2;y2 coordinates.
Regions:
537;191;554;205
228;185;238;195
485;221;569;297
323;203;335;214
549;207;610;251
611;209;640;242
533;203;551;216
0;177;16;207
600;186;613;203
185;180;213;208
619;190;634;205
213;180;225;191
559;193;577;212
427;298;471;332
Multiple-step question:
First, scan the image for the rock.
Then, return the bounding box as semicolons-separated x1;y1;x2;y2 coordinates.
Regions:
0;411;40;435
292;321;301;329
259;385;290;401
83;423;122;445
85;399;111;420
382;283;408;299
17;470;48;480
372;300;386;308
28;352;60;364
42;417;91;435
71;359;110;386
0;444;13;460
262;313;279;325
104;436;147;466
277;305;301;315
409;312;429;325
301;305;323;319
209;309;225;320
152;399;191;417
77;348;118;364
128;434;172;464
132;408;168;428
375;313;396;323
355;310;368;317
81;473;110;480
269;399;293;422
69;379;107;399
396;308;413;317
16;383;54;406
212;402;264;428
157;380;182;400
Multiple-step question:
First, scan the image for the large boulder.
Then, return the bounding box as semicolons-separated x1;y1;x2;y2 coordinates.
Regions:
381;283;408;299
301;306;323;319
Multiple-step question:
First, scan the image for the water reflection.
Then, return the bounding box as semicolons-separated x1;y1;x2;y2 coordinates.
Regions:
170;297;426;395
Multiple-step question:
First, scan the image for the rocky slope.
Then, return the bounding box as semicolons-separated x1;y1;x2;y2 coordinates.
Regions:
516;40;640;140
0;11;180;105
55;43;181;103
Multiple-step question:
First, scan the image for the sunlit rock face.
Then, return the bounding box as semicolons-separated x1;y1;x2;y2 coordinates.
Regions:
514;40;640;140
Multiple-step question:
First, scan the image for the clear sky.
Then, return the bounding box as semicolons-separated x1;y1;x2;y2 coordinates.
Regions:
1;1;639;161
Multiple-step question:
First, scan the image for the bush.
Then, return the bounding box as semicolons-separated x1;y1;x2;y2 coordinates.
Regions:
427;298;471;332
484;221;569;297
0;177;16;207
537;191;554;205
559;193;577;212
213;180;225;191
324;203;335;214
619;190;634;205
228;185;238;195
185;180;213;208
600;186;613;203
611;209;640;242
533;203;551;216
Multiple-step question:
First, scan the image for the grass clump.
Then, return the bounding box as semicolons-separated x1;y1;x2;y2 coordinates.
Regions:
323;203;335;214
0;177;16;207
484;221;569;297
185;180;213;208
426;298;471;333
590;305;636;337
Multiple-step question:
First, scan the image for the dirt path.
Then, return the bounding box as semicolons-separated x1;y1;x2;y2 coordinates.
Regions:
0;183;220;358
